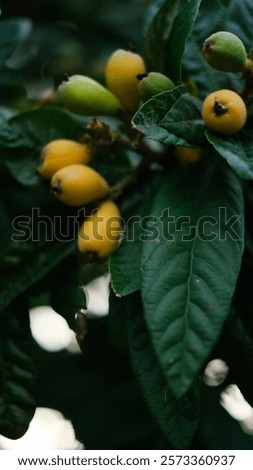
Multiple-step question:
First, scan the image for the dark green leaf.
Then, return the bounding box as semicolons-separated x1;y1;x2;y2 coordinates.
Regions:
181;3;231;98
0;18;32;69
0;238;75;314
124;292;199;449
141;158;244;398
50;255;87;330
133;85;185;135
0;109;84;186
109;207;144;296
225;0;253;52
0;198;13;256
133;91;205;146
144;0;181;74
0;301;37;439
206;129;253;181
0;106;17;123
183;37;226;100
144;0;201;83
163;0;202;83
91;148;132;187
183;0;253;98
110;173;166;296
109;231;142;297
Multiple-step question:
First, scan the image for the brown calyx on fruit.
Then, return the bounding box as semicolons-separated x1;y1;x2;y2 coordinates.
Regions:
50;180;62;194
214;100;228;116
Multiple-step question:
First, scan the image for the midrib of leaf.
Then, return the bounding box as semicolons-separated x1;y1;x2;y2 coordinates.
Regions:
184;240;196;357
141;155;244;398
124;291;200;448
179;160;219;363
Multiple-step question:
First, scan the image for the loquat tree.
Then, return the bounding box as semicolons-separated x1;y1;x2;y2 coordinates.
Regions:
0;0;253;450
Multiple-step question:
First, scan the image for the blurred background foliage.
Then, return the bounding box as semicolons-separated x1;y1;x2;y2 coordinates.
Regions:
0;0;148;110
0;0;252;450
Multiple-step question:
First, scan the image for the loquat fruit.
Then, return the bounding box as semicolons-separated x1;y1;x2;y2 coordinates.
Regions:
77;200;122;260
58;75;120;116
138;72;174;102
202;31;247;73
38;139;94;179
51;164;109;206
201;89;247;135
105;49;146;112
174;146;202;165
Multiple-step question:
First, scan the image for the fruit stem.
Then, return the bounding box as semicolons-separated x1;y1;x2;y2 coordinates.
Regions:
109;140;173;200
136;73;148;81
109;157;150;200
128;42;137;53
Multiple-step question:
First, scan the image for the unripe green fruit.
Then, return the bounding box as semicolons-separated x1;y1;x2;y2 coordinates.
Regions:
202;31;247;73
138;72;175;102
58;75;120;116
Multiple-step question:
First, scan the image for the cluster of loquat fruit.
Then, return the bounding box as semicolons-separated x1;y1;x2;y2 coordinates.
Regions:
38;32;252;260
37;48;152;260
57;47;199;166
37;48;155;261
38;138;122;260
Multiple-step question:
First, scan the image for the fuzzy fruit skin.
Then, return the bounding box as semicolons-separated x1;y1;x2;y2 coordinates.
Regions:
58;75;120;116
51;164;109;206
139;72;174;102
202;89;247;135
174;146;202;165
202;31;247;73
77;200;122;259
38;139;93;179
105;49;146;112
